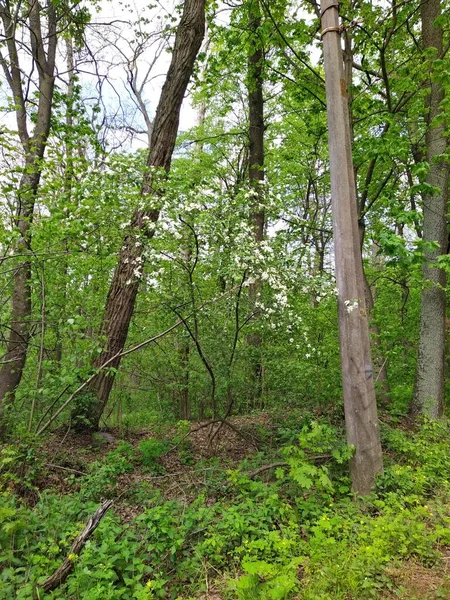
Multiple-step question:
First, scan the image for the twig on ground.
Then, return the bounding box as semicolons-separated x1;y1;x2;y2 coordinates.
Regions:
248;461;288;479
218;419;261;449
161;420;222;457
45;463;87;476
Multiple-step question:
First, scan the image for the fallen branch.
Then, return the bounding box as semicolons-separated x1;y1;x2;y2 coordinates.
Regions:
37;500;113;595
214;419;260;450
162;418;261;458
45;463;87;476
161;420;222;457
248;462;288;479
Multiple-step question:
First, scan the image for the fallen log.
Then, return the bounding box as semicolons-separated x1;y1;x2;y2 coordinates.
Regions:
37;499;113;595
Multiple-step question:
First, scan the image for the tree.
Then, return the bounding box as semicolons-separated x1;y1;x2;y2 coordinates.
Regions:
320;0;383;494
410;0;448;419
0;0;59;428
246;0;266;403
80;0;206;430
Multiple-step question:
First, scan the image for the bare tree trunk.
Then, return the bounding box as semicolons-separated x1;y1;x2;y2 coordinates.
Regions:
82;0;206;430
247;0;265;404
411;0;448;419
0;0;57;430
321;0;383;495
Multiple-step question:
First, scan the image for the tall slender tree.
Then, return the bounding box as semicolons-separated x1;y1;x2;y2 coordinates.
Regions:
246;0;266;403
320;0;383;494
410;0;448;419
82;0;206;430
0;0;59;429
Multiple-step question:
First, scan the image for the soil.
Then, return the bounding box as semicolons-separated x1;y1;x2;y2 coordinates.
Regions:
385;558;450;599
34;414;271;509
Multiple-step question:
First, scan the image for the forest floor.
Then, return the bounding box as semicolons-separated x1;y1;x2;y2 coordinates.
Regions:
384;560;450;599
30;414;450;599
3;411;450;599
39;414;274;522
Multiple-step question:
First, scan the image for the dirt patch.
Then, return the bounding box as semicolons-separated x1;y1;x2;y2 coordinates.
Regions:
31;415;271;505
174;414;270;460
41;414;271;466
385;558;450;599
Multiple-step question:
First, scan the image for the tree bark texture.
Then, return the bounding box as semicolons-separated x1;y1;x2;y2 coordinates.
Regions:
247;0;265;403
84;0;206;429
411;0;449;419
0;0;57;426
321;0;383;495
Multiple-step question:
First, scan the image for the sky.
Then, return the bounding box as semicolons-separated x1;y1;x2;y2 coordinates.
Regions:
0;0;317;151
0;0;200;150
86;0;204;148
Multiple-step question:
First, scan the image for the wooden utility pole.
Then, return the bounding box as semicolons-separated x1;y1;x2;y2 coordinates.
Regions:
320;0;383;494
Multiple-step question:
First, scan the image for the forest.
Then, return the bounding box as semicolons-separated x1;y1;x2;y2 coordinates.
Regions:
1;0;450;597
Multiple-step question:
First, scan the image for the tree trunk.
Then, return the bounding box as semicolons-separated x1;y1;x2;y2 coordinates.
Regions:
82;0;206;430
178;340;190;420
411;0;448;419
321;0;383;494
0;0;57;431
362;266;390;407
247;0;265;404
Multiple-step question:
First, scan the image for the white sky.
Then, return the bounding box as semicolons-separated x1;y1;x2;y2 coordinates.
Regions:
89;0;202;146
0;0;199;149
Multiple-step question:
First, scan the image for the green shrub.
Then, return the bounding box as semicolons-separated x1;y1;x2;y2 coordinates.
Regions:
136;438;169;473
2;418;450;599
79;446;134;501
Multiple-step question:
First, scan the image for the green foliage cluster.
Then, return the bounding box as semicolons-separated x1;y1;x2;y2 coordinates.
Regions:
136;438;169;473
1;419;450;599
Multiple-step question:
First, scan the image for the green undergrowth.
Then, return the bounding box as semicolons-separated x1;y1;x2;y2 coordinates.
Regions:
1;418;450;599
